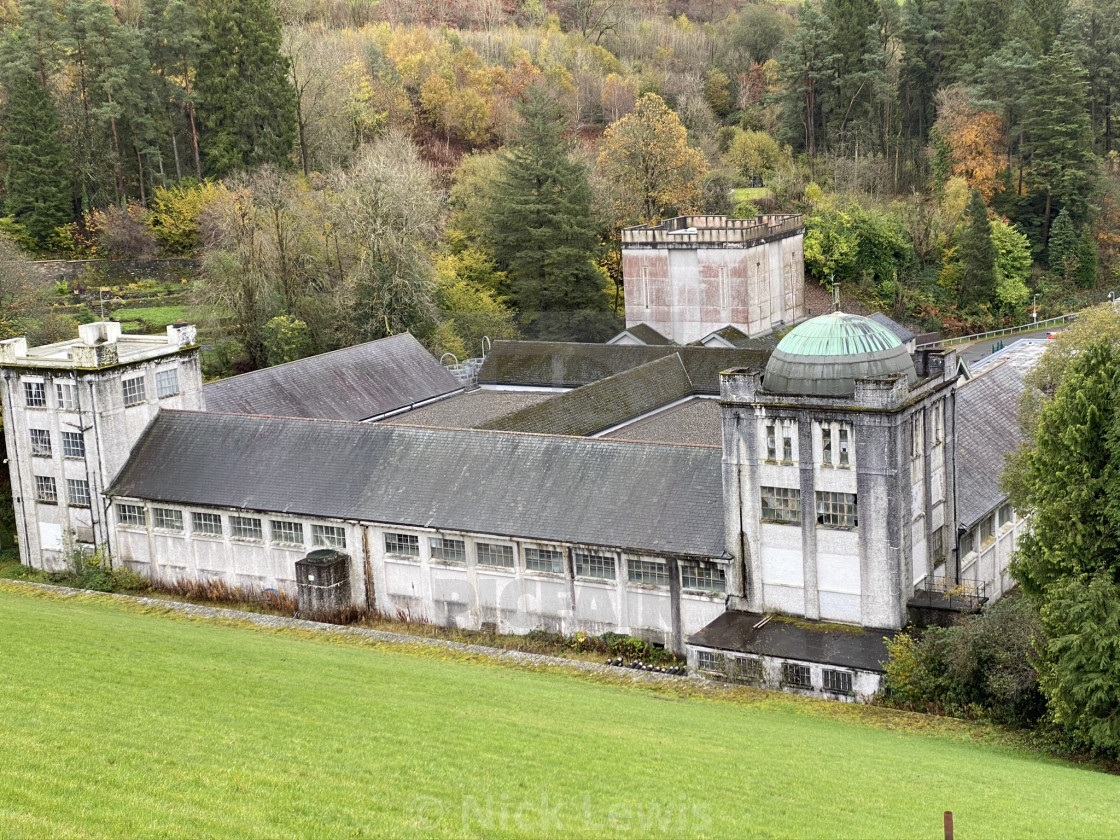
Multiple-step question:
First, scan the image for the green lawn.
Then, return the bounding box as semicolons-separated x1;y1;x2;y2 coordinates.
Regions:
731;187;772;204
111;304;191;333
1;586;1118;839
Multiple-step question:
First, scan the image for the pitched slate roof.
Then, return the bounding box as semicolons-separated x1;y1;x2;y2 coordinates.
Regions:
108;411;725;557
867;312;917;344
381;390;553;430
607;323;674;345
203;333;460;421
603;397;723;447
479;355;695;436
477;340;770;393
955;343;1045;526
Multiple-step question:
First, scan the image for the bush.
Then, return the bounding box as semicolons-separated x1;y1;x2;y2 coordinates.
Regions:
883;594;1046;727
147;181;222;255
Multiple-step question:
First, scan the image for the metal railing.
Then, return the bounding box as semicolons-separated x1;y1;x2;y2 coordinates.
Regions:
910;577;987;611
916;314;1076;349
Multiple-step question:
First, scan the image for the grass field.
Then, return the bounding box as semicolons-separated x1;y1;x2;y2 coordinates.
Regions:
111;304;191;333
731;187;772;204
2;585;1118;839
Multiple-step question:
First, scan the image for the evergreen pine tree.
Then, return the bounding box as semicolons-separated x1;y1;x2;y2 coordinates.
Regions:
1047;207;1078;272
1074;233;1099;288
959;188;996;305
195;0;297;177
0;70;72;248
486;86;613;341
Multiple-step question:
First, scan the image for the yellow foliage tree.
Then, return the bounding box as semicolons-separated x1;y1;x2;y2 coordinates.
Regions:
596;93;708;224
934;87;1006;201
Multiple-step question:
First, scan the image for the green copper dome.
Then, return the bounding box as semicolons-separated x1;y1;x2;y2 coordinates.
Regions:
764;312;917;396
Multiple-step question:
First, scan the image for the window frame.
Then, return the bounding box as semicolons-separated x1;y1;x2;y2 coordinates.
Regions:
822;427;832;465
998;503;1013;528
121;375;147;407
760;485;801;525
524;546;564;575
29;428;52;457
61;430;85;459
35;475;58;504
780;662;812;689
66;478;90;507
815;491;858;529
697;650;726;673
312;524;347;549
117;503;146;527
230;515;264;542
681;560;726;593
56;381;78;411
574;551;616;581
155;367;181;399
765;424;776;460
838;428;850;467
384;532;419;558
153;507;184;532
476;542;514;569
270;520;305;546
627;557;669;587
23;380;46;408
822;668;854;695
191;511;223;537
429;535;466;564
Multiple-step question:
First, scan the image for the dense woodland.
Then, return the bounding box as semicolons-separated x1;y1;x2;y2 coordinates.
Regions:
0;0;1118;367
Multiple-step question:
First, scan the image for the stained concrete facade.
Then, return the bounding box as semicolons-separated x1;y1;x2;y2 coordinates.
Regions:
621;215;806;344
719;348;958;631
0;323;202;569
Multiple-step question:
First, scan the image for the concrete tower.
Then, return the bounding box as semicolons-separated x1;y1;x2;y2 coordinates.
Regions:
0;322;203;569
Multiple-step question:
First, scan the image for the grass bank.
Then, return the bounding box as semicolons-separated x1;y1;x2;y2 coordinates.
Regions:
1;585;1117;838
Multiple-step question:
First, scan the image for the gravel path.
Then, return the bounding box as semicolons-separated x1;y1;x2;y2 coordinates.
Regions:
5;579;703;687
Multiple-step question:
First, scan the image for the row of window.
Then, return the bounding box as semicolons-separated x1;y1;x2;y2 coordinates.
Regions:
695;651;854;694
385;532;726;591
760;487;859;529
764;422;850;467
35;476;89;507
29;429;86;459
117;504;346;548
964;504;1016;555
23;368;180;411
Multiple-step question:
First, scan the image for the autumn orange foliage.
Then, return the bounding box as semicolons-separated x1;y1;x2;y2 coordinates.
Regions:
934;88;1006;202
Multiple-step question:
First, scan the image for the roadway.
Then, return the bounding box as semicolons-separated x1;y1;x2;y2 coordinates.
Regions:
955;329;1057;367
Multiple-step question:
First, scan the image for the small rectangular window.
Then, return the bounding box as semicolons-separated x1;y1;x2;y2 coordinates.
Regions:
761;486;801;524
230;515;263;541
153;508;184;531
839;428;849;466
998;503;1013;528
627;558;669;586
980;515;994;545
430;536;466;564
731;656;765;684
575;551;616;580
697;651;725;673
117;503;146;526
682;560;726;592
816;491;858;528
156;368;180;398
822;427;832;464
35;475;58;504
62;431;85;458
524;546;564;574
23;380;46;407
312;524;347;549
122;376;146;407
271;520;304;546
781;662;812;688
29;429;51;457
66;478;90;507
191;511;222;536
822;668;854;695
766;425;776;460
782;434;793;461
56;381;77;410
477;542;514;569
384;532;419;557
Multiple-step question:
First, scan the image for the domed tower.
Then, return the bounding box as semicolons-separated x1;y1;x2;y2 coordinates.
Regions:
716;311;958;631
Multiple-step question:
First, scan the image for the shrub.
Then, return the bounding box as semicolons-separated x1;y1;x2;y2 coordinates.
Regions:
147;181;223;255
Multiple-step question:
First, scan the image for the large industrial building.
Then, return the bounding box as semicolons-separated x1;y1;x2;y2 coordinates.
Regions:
1;215;1037;700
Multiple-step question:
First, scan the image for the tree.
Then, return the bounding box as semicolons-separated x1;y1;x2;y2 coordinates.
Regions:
597;92;708;224
1074;233;1099;288
725;129;788;184
195;0;297;177
486;86;612;341
1047;207;1078;272
990;218;1032;313
932;87;1006;201
958;189;996;305
0;70;72;248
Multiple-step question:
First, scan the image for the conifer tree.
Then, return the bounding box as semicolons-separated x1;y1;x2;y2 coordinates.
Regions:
958;189;996;305
1047;207;1078;272
0;70;72;248
194;0;297;177
486;85;612;341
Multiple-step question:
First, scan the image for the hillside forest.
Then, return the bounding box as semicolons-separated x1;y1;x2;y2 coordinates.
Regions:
0;0;1118;372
